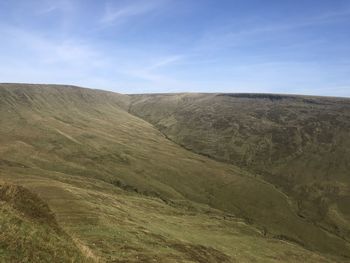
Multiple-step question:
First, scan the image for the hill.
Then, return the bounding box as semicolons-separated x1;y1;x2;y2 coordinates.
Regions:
129;93;350;253
0;84;349;262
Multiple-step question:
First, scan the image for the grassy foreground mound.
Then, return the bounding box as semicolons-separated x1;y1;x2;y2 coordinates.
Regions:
0;174;336;263
0;183;87;262
0;84;349;262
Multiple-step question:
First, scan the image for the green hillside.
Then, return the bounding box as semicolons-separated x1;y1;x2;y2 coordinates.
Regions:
0;183;88;262
0;84;349;262
129;93;350;252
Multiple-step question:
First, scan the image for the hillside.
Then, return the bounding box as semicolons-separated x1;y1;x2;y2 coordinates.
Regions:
0;84;349;262
129;93;350;251
0;183;88;262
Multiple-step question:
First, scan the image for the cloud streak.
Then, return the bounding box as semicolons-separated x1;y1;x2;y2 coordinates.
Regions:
100;0;167;25
36;0;75;15
0;22;185;93
195;8;350;52
0;25;101;66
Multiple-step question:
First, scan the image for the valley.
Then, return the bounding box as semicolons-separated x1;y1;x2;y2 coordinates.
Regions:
0;84;349;262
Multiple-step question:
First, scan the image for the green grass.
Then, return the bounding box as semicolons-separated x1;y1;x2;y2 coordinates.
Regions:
0;171;338;262
0;184;88;262
129;92;350;247
0;84;349;262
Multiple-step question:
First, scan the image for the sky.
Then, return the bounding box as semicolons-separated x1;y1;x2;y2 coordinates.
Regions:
0;0;349;96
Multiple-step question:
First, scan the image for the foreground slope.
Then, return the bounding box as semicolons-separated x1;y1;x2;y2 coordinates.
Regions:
1;172;335;262
0;183;87;262
129;93;350;248
0;84;349;261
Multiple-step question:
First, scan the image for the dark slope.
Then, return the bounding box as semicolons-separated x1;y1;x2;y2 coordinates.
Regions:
129;93;350;248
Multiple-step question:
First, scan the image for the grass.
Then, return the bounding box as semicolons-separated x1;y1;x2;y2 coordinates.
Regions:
0;83;349;262
0;171;337;262
0;183;88;262
129;92;350;247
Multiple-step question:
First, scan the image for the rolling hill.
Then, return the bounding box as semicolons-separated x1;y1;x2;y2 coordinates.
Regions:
129;93;350;254
0;83;349;262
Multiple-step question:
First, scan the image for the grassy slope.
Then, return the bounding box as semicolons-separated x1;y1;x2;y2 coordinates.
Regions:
129;93;350;249
0;84;349;262
1;171;335;263
0;183;88;262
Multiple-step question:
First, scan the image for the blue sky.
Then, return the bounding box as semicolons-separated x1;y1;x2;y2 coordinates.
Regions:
0;0;349;96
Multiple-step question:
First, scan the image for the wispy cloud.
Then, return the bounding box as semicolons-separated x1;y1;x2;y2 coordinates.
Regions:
196;9;350;52
100;0;167;25
37;5;58;15
0;25;101;66
0;23;112;93
0;22;184;93
119;55;184;83
147;55;183;70
36;0;75;15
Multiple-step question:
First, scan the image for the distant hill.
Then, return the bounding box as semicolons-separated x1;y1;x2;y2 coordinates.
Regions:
129;92;350;253
0;83;349;262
